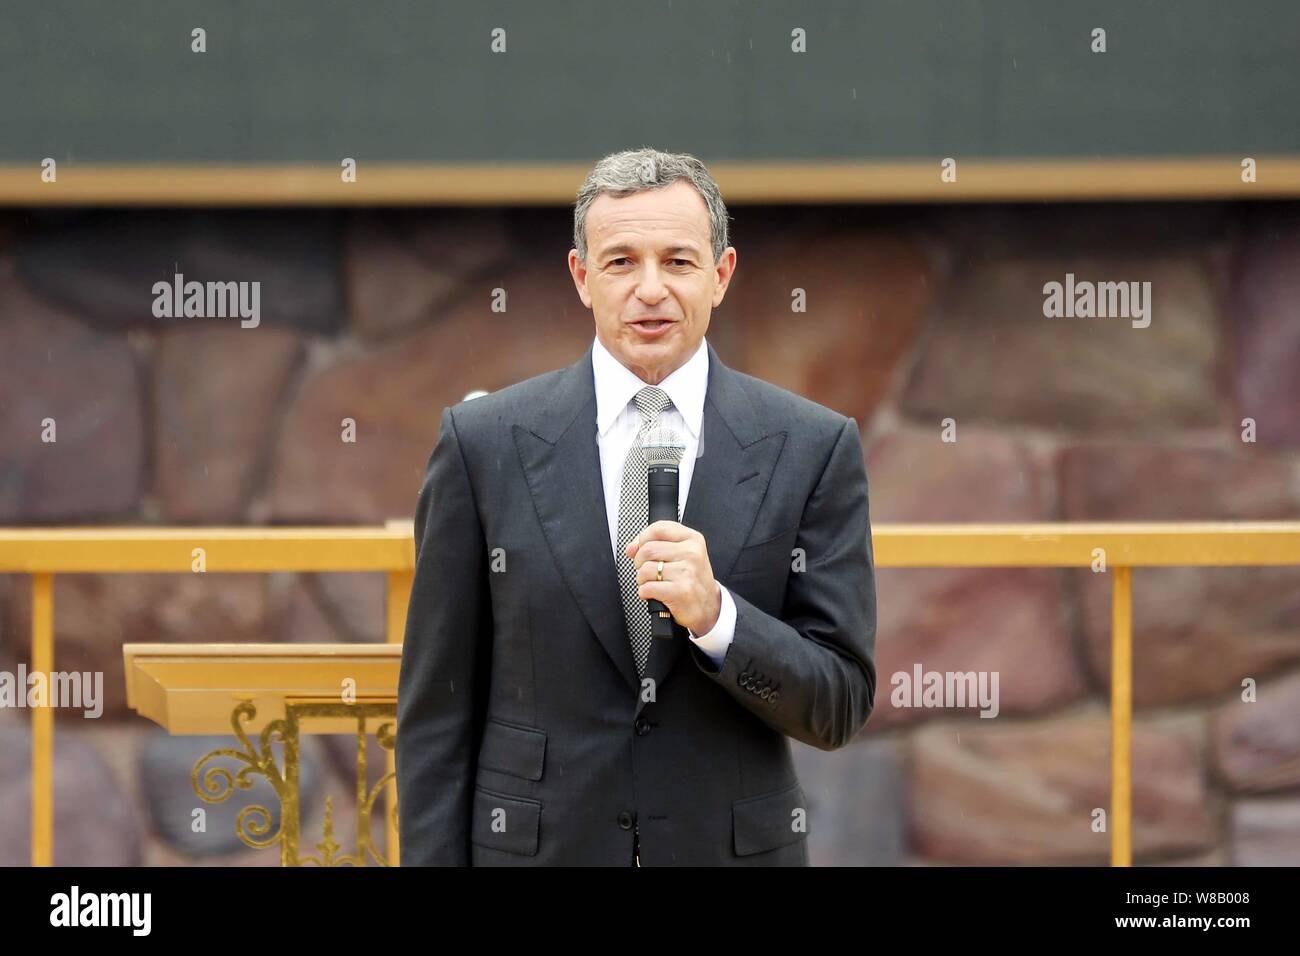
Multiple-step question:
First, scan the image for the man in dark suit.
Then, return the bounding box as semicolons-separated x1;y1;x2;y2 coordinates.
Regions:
396;148;877;866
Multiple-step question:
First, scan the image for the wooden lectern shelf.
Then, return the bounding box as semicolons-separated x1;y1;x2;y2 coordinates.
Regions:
123;643;401;734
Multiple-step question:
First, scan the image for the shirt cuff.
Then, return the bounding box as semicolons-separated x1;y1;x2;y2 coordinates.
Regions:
687;582;736;668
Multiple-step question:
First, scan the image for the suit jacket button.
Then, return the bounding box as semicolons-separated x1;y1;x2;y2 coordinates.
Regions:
769;691;780;704
759;687;770;699
634;716;651;736
618;811;635;830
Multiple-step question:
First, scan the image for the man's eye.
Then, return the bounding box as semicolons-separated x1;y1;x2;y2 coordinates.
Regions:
610;257;629;266
670;259;690;266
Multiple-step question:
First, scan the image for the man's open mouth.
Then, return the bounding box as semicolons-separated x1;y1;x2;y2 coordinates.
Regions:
631;318;673;331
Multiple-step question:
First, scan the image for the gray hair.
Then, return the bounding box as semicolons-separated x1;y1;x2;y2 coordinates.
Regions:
573;147;730;265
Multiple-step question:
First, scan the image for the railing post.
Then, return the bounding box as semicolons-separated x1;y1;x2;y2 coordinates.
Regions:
1110;565;1132;867
385;568;413;866
31;572;54;867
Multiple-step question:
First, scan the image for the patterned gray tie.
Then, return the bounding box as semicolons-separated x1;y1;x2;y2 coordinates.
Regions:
616;385;675;679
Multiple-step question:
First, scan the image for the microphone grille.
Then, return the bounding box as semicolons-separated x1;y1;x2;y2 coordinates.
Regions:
642;426;685;466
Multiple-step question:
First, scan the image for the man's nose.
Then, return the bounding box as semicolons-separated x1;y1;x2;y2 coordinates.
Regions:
635;262;668;304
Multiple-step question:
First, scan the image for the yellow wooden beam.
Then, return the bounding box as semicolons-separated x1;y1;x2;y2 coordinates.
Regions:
871;522;1300;567
6;522;1300;573
1110;567;1133;868
31;573;54;867
384;568;413;867
2;157;1298;205
0;527;414;573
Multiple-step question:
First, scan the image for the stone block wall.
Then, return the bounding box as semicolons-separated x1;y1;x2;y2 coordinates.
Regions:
0;202;1297;864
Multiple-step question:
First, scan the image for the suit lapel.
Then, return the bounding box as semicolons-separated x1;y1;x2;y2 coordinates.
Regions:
636;341;786;717
514;343;640;692
515;340;787;706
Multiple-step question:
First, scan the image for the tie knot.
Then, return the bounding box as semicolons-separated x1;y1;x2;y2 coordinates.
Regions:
633;385;672;426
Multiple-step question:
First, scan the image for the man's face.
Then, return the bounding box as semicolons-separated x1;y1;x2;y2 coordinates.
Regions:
569;180;736;385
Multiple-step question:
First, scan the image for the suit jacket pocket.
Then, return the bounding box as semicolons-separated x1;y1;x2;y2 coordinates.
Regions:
477;717;547;781
471;785;541;856
732;781;808;856
728;524;799;578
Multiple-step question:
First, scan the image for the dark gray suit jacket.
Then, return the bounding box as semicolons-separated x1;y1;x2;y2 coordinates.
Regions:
396;339;876;865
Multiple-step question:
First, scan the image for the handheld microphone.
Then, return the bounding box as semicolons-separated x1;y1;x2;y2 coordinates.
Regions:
642;425;686;639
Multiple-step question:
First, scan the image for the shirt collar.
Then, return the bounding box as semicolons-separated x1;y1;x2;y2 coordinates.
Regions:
592;333;708;440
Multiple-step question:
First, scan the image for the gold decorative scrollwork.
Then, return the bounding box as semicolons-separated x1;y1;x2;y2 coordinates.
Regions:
192;700;399;866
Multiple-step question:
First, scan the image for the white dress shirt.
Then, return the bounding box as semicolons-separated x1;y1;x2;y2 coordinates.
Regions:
591;334;737;667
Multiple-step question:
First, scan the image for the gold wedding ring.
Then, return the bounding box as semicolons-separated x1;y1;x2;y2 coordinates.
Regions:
656;560;664;581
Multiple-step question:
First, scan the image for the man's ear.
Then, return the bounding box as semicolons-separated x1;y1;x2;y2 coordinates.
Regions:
711;246;737;307
568;249;593;307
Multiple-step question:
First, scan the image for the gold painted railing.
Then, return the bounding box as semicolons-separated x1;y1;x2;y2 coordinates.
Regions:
0;524;415;867
3;521;1300;866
